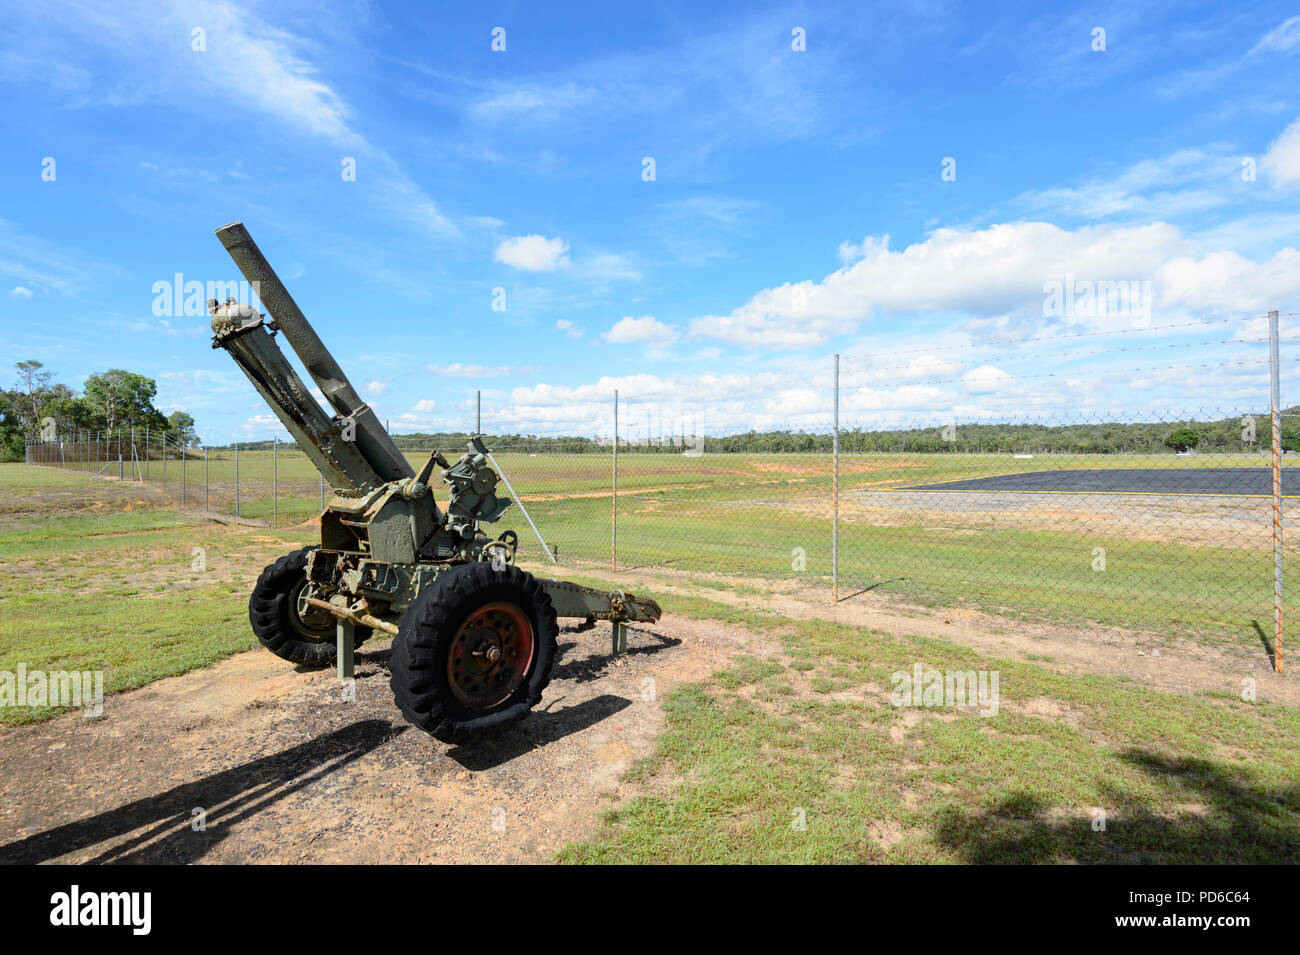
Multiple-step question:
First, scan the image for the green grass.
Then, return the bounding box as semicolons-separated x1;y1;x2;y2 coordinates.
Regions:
0;508;313;724
12;446;1297;654
558;595;1300;864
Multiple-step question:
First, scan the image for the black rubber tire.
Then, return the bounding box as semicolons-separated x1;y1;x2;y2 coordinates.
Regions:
389;562;558;744
248;546;371;667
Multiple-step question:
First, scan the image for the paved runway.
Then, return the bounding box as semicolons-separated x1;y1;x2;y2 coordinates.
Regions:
899;467;1300;497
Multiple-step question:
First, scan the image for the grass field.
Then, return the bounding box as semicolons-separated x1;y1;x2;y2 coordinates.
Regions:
13;449;1299;655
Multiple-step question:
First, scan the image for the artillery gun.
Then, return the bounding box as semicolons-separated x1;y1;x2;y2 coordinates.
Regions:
206;222;661;744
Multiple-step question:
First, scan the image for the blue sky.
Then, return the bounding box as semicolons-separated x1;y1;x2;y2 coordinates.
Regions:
2;0;1300;443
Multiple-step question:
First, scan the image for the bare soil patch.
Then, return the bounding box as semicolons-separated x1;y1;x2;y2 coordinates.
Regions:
0;614;746;864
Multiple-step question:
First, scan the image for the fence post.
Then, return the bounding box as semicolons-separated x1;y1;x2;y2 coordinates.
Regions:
833;353;840;604
204;445;209;513
1270;309;1284;673
162;431;167;490
145;426;149;482
234;441;240;522
477;390;481;435
181;443;186;507
612;389;619;572
273;436;278;527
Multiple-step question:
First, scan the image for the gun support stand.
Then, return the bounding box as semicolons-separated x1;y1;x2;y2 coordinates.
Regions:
338;618;355;681
612;621;628;656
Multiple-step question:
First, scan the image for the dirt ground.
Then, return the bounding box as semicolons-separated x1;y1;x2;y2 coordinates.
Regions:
0;614;751;864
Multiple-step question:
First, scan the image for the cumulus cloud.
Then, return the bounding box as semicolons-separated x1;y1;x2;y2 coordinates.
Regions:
603;315;679;345
494;234;570;271
962;365;1015;394
9;286;32;297
1261;117;1300;190
365;379;388;397
555;318;585;339
688;221;1300;349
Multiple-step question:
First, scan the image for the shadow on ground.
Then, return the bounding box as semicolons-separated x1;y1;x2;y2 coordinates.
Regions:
446;693;634;771
931;749;1300;863
0;720;403;864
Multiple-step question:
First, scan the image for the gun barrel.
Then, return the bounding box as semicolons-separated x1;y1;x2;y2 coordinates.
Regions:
214;221;414;484
212;304;383;494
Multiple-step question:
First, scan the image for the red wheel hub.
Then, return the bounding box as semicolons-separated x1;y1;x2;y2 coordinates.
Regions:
447;602;535;709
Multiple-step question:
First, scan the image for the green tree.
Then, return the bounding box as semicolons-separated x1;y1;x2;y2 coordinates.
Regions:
0;390;26;460
168;410;198;446
13;360;52;434
1164;428;1200;452
83;370;167;435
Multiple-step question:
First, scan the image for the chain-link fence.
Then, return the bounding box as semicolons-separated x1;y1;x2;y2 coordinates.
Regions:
24;431;327;526
20;313;1298;666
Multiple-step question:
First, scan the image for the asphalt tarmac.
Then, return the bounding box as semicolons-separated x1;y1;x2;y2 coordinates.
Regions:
899;467;1300;497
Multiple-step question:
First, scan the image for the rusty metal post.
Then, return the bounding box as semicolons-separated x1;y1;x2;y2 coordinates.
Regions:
144;426;149;482
273;436;278;527
162;431;167;490
235;441;240;522
476;390;481;435
1270;309;1284;672
833;353;840;604
612;389;618;572
204;446;209;513
181;443;186;507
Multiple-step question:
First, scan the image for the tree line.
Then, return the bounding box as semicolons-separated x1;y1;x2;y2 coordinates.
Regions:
0;360;197;461
206;416;1300;457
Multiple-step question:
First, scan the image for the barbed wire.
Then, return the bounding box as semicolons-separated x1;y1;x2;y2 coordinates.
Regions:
857;356;1292;390
838;315;1265;362
840;336;1293;375
556;316;1281;404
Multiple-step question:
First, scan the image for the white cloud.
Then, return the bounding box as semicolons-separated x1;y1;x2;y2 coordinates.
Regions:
4;1;455;237
1153;247;1300;312
1252;17;1300;55
495;235;570;271
1261;117;1300;189
9;285;32;297
962;365;1015;394
688;220;1300;349
410;399;437;413
424;362;512;378
365;379;388;397
603;315;679;345
555;319;584;339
